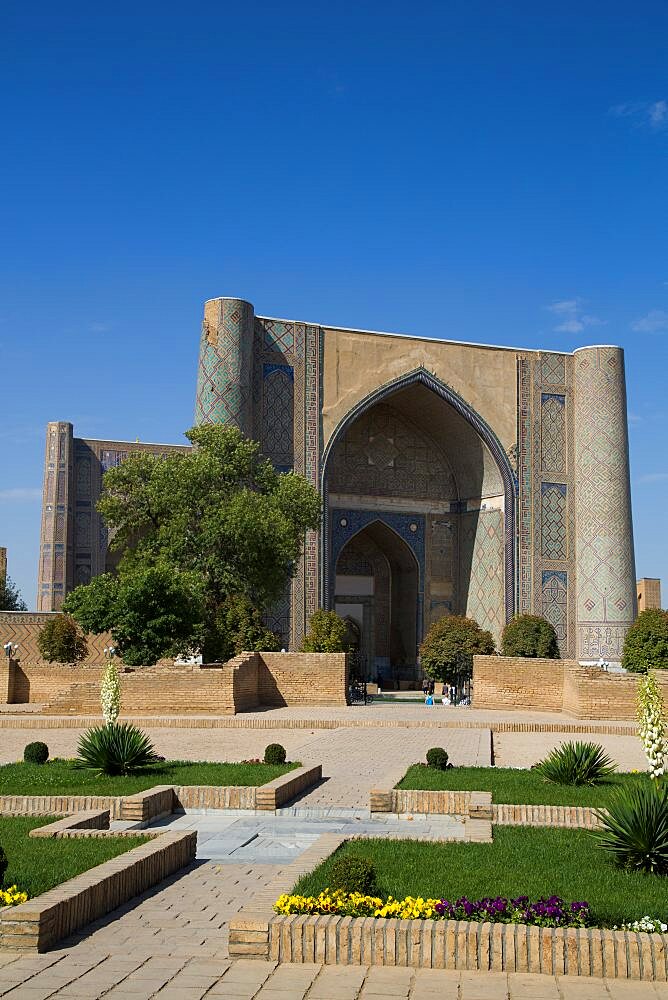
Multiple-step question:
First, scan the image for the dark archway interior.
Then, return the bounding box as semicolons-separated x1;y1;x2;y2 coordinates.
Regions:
335;521;419;681
326;380;508;682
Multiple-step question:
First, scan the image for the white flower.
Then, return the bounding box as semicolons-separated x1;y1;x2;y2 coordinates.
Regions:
100;661;121;725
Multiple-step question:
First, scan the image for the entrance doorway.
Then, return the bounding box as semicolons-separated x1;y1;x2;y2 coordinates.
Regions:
335;520;419;685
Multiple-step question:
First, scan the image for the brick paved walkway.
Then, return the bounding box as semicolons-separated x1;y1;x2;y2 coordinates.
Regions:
0;710;661;998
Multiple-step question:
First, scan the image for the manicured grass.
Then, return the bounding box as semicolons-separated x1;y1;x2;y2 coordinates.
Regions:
292;829;667;927
0;759;299;797
396;764;649;806
0;816;148;898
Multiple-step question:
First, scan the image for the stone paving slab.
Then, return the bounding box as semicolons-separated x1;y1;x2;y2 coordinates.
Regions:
0;955;666;998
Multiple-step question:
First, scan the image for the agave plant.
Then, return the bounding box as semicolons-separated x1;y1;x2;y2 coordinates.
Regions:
533;741;617;786
76;723;161;776
595;781;668;875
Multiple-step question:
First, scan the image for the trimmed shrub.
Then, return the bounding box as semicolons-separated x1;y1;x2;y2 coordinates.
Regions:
76;723;160;776
0;843;7;884
37;614;87;663
426;747;450;770
501;614;559;659
329;853;377;894
300;610;348;653
622;608;668;673
420;615;495;686
23;742;49;765
595;781;668;874
264;743;287;765
533;741;616;786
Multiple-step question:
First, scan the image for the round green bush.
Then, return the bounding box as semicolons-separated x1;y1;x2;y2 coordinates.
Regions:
621;608;668;673
264;743;287;765
329;853;377;894
300;610;348;653
37;613;87;663
23;742;49;765
419;615;495;685
501;614;559;659
0;844;7;884
426;747;450;770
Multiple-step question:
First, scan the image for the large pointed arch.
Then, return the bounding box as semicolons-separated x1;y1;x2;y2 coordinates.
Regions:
320;366;517;621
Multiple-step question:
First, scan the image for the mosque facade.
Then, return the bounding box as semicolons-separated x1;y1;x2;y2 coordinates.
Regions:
38;296;637;677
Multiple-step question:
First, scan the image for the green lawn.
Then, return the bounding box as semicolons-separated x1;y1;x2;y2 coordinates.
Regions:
292;829;667;927
0;759;298;796
0;816;148;899
396;764;650;806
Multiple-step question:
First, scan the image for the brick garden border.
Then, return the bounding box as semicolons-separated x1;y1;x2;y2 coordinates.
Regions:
369;787;604;829
228;832;668;980
0;765;322;825
0;814;196;952
0;715;639;734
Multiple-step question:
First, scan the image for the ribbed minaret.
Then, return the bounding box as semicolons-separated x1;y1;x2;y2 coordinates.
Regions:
194;297;254;434
573;346;636;660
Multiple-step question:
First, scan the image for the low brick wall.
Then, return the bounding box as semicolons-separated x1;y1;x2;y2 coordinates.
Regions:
0;768;323;822
28;809;110;837
492;804;604;829
264;913;667;978
473;656;668;720
5;650;348;716
370;784;602;829
120;785;175;826
228;832;667;979
0;830;196;952
0;793;123;819
258;765;323;811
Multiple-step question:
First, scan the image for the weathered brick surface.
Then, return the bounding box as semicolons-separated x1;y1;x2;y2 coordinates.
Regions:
473;655;668;720
0;830;196;952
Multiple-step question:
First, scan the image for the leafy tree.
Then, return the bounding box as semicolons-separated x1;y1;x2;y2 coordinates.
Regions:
0;576;26;611
37;614;87;663
64;425;320;664
301;610;348;653
622;608;668;674
501;614;560;658
419;615;495;685
215;594;281;659
64;563;204;666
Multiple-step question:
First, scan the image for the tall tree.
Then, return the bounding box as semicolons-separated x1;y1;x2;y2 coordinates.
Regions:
64;425;321;664
0;576;27;612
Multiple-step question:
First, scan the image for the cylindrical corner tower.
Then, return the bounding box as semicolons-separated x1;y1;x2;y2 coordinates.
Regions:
194;297;254;434
573;346;636;660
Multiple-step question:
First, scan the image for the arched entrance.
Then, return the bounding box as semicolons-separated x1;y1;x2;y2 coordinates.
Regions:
321;368;516;683
335;521;419;684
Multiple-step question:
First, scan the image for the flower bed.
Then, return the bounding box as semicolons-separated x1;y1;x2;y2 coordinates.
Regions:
274;889;591;928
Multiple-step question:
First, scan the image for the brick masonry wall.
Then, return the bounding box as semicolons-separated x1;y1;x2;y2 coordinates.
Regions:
473;656;565;711
7;651;348;715
0;831;196;952
473;655;668;719
257;652;348;707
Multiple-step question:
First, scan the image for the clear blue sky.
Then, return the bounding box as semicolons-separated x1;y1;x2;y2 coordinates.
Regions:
1;1;667;609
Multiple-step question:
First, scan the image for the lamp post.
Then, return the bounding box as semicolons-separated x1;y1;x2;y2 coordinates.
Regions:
103;646;117;661
3;642;17;659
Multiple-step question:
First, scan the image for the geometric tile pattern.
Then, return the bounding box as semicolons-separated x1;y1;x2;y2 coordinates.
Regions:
462;508;505;645
541;393;566;473
540;483;567;560
540;354;566;385
574;347;636;658
262;365;294;469
194;299;254;431
541;569;568;650
517;358;533;615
